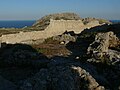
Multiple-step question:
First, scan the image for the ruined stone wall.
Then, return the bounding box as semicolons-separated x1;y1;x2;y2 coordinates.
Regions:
86;21;100;29
45;19;85;34
0;19;100;44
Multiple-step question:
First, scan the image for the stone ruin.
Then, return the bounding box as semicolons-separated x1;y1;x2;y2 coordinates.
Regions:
0;19;101;44
0;13;111;44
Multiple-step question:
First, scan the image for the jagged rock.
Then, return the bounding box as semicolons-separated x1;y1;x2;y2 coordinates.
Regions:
109;32;120;47
0;76;17;90
107;49;120;65
87;31;119;54
53;34;76;44
49;65;102;90
19;58;105;90
87;31;120;64
88;32;110;54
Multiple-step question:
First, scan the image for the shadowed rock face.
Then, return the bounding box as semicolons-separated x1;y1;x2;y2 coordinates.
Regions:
20;65;105;90
0;44;49;67
0;43;106;90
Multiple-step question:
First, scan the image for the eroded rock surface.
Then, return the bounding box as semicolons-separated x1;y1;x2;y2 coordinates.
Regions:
87;32;120;64
53;34;76;44
19;59;105;90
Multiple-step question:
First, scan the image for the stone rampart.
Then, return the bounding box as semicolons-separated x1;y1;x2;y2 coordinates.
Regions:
0;19;100;44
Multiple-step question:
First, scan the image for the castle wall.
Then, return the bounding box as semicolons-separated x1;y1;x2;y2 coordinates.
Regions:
0;19;100;44
86;21;100;29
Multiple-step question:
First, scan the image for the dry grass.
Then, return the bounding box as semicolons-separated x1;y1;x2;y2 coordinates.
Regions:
32;43;71;58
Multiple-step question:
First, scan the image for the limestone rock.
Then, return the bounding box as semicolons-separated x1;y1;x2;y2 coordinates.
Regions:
87;32;119;54
53;34;76;44
19;58;105;90
107;49;120;65
87;31;120;64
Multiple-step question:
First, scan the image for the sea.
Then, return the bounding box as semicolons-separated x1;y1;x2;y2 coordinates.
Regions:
0;20;119;28
110;20;120;24
0;20;36;28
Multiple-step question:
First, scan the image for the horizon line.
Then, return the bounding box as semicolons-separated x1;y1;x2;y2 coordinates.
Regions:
0;19;120;21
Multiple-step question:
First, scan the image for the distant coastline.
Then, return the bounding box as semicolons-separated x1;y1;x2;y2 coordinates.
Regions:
0;20;119;28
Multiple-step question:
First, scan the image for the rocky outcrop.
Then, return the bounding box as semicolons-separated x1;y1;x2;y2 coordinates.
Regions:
19;58;105;90
0;30;120;89
53;34;76;44
0;43;107;90
87;31;120;65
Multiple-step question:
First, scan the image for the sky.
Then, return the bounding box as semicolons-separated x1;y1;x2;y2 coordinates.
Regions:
0;0;120;20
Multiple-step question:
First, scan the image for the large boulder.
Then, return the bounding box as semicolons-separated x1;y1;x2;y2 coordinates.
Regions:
87;31;120;65
19;66;105;90
87;31;120;54
53;34;76;44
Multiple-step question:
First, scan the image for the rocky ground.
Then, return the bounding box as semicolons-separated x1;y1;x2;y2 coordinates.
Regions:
0;23;120;90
